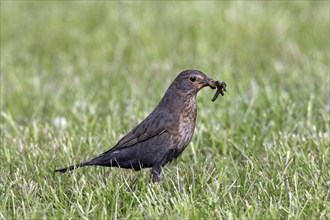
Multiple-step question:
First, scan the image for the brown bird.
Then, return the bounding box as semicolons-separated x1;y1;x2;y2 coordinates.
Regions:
55;70;226;183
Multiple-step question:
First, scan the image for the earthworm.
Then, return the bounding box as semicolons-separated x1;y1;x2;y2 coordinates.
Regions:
211;81;227;102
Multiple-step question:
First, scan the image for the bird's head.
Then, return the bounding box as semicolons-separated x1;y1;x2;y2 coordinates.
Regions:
172;70;217;95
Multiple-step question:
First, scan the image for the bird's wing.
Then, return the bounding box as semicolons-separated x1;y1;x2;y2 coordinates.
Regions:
112;111;168;149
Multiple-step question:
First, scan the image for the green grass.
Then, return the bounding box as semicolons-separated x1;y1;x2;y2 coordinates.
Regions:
1;1;329;219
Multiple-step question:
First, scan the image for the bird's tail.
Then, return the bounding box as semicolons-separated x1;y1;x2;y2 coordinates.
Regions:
54;161;92;173
54;150;116;173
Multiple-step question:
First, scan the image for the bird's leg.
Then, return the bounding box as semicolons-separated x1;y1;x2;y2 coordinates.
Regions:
151;166;162;184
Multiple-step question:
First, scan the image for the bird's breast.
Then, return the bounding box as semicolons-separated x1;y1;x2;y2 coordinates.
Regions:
176;100;197;149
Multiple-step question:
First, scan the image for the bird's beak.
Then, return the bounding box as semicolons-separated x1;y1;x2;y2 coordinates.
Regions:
206;77;217;89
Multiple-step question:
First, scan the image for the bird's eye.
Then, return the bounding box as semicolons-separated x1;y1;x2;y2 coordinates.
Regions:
189;76;196;82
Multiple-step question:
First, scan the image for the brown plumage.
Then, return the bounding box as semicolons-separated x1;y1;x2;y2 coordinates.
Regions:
55;70;226;183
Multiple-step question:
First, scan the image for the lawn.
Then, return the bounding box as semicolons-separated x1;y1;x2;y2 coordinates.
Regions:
1;1;329;219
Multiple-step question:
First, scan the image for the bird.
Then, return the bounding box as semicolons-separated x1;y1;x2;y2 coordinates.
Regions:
55;69;226;183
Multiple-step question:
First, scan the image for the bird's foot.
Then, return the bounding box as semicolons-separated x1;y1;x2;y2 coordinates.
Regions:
151;166;162;184
152;175;161;184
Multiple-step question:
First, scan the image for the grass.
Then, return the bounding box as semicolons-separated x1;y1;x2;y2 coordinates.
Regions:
1;1;329;219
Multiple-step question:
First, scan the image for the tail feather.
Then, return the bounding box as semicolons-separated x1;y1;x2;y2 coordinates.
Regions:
54;161;91;173
55;147;140;173
54;152;116;173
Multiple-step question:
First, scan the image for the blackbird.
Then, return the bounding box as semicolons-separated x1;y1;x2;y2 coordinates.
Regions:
55;70;226;183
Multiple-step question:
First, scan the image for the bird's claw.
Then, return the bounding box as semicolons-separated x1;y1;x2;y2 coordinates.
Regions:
211;81;227;102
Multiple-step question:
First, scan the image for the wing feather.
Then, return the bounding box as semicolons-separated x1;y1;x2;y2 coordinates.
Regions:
110;111;169;151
